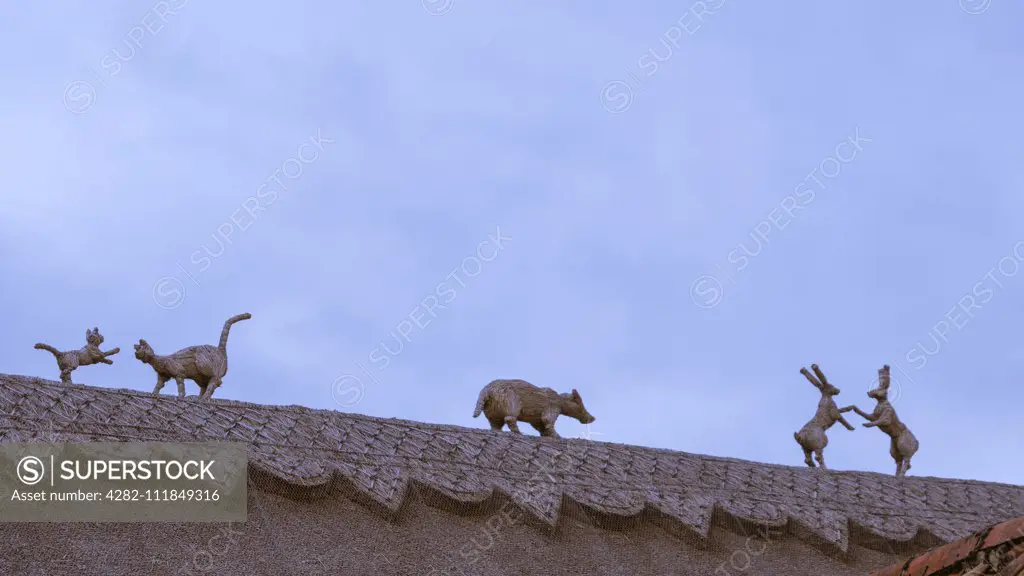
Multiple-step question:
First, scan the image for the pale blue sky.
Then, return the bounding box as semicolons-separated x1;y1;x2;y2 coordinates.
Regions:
1;0;1021;485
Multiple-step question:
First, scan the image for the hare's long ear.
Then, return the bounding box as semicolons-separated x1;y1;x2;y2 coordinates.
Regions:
878;365;891;389
811;364;830;387
800;366;822;389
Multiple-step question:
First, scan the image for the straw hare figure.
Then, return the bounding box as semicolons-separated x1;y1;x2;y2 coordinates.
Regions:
35;327;120;384
473;379;595;438
134;313;251;400
794;364;855;469
839;365;918;477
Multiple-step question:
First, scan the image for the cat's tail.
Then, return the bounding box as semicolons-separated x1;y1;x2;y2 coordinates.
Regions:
472;385;490;418
218;313;252;352
34;343;61;358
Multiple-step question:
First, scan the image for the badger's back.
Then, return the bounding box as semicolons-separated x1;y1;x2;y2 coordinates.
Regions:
480;379;559;421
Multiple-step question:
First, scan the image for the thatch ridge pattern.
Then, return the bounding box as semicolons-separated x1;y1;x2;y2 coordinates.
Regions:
1;373;1022;555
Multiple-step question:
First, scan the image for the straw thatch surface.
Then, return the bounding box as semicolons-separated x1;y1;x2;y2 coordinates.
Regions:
1;373;1022;564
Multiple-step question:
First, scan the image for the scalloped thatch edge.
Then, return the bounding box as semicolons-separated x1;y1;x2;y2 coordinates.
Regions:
0;373;1018;559
239;460;949;558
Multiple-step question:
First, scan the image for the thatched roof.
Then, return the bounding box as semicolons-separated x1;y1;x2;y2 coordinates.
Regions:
2;372;1022;561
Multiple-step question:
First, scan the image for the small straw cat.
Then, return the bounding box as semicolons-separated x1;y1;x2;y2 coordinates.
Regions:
35;327;120;384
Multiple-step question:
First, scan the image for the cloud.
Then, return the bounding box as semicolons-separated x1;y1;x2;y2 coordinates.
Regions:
1;0;1022;486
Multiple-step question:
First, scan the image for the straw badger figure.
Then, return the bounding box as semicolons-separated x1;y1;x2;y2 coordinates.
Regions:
794;364;855;469
134;313;251;400
839;365;919;477
34;327;120;384
473;379;595;438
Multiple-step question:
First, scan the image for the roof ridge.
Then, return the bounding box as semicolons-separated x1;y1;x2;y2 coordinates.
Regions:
1;372;1020;490
3;372;1023;555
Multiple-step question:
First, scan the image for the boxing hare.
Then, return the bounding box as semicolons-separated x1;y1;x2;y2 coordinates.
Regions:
794;364;855;469
840;365;918;477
